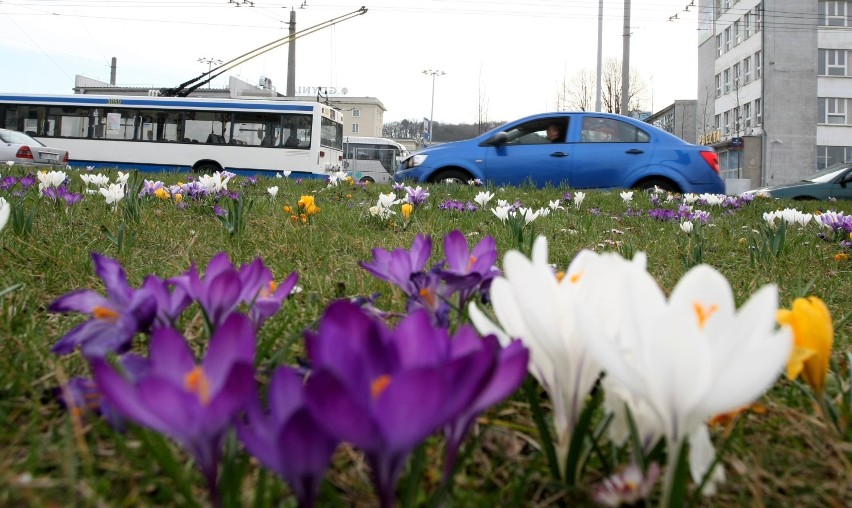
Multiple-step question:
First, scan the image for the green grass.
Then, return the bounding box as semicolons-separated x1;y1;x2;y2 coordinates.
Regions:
0;169;850;507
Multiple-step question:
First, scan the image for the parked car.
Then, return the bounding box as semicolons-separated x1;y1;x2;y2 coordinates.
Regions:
394;112;725;194
745;162;852;200
0;128;69;168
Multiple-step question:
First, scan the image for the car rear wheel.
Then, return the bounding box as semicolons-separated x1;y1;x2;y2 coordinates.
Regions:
431;169;470;184
634;178;679;193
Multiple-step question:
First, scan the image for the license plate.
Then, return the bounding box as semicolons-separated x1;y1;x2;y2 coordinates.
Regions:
40;152;58;161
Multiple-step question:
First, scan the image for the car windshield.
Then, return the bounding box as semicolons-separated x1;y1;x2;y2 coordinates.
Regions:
0;129;44;146
803;162;851;183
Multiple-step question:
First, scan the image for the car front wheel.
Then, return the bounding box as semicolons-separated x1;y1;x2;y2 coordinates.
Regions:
431;169;470;184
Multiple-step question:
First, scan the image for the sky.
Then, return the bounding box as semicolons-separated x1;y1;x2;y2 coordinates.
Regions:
0;0;702;124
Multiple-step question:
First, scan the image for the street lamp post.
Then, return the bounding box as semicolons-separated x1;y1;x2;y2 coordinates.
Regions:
422;69;445;145
197;57;223;89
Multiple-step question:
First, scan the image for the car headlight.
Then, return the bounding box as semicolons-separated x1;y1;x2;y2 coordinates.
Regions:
405;154;428;169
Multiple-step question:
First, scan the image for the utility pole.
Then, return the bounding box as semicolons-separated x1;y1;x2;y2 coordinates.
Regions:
595;0;603;112
621;0;631;116
287;8;296;97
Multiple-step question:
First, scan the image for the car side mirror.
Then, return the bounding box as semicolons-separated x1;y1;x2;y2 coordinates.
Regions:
482;131;509;146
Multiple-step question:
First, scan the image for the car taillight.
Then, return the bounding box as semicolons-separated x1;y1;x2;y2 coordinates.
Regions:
15;146;33;159
700;151;719;174
63;152;69;163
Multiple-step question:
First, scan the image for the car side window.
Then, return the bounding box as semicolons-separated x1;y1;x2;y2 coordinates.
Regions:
581;118;650;143
504;118;568;145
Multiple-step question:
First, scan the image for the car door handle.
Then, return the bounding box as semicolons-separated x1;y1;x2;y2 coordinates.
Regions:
625;149;644;155
550;152;569;157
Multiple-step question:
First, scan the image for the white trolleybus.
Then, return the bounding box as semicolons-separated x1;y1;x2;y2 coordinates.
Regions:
0;93;345;179
343;136;409;183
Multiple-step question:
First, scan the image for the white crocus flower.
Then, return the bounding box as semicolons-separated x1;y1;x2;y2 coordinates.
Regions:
89;174;110;187
100;183;125;208
474;191;494;208
5;161;14;167
469;237;608;472
576;256;792;502
682;193;700;204
573;191;585;209
619;190;634;202
267;186;279;199
115;171;130;185
496;199;510;208
516;207;540;224
548;199;564;211
491;205;511;222
0;197;10;232
37;170;67;191
680;220;694;234
377;192;401;208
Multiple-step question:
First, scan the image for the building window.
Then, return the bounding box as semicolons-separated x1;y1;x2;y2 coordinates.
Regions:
819;49;848;76
744;10;752;37
715;74;722;98
755;51;762;78
716;34;723;56
715;114;721;131
821;97;848;124
744;56;752;83
816;145;852;168
744;102;752;129
351;123;360;133
755;3;763;31
733;62;741;88
755;98;762;125
723;110;730;135
724;27;731;52
352;109;361;117
820;1;850;27
734;20;741;45
724;68;731;94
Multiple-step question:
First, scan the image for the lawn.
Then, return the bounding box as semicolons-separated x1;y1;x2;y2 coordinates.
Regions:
0;168;850;507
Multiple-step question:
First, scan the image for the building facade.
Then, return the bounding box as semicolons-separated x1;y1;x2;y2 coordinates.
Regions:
73;76;386;138
644;100;698;144
697;0;852;187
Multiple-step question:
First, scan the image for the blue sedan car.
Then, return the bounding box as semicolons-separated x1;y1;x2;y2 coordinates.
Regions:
395;112;725;194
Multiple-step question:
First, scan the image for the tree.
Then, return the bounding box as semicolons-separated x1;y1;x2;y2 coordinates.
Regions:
561;58;647;114
559;69;594;111
476;68;490;135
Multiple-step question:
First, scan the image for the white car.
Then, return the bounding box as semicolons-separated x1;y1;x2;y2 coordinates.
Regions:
0;128;69;168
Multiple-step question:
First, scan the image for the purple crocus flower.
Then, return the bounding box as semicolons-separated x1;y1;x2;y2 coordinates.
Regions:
304;301;502;508
58;186;83;206
213;204;226;217
58;353;150;429
442;328;528;476
170;252;298;331
404;186;430;205
42;186;59;203
438;230;500;307
19;173;36;189
50;253;158;359
238;366;338;508
91;313;256;501
359;234;432;295
0;176;17;190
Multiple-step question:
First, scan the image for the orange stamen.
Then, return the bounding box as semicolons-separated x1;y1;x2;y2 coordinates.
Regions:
92;306;120;322
419;287;436;307
466;255;477;271
184;366;212;405
371;374;392;399
693;302;719;329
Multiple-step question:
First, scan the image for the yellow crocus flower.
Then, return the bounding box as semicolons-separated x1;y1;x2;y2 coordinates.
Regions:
777;296;834;395
401;203;413;221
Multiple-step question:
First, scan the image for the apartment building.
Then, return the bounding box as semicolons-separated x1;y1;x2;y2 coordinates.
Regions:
697;1;852;187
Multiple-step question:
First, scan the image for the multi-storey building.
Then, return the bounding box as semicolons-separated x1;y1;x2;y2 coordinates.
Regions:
644;100;698;144
697;1;852;188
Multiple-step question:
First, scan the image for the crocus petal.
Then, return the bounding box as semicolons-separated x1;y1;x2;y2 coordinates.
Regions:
688;424;726;496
